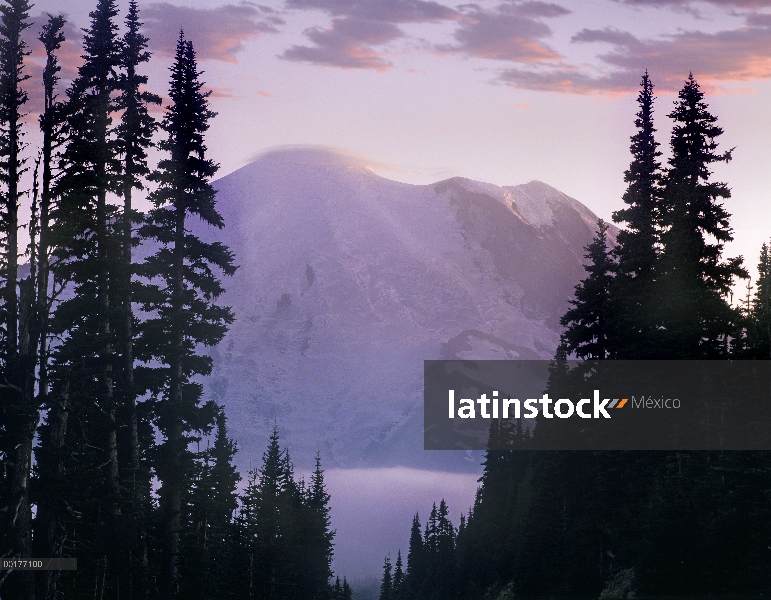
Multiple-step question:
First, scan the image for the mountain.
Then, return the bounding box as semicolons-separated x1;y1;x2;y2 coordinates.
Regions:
197;146;614;471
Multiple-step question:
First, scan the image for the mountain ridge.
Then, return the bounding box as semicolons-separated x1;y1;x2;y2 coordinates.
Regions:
196;146;614;471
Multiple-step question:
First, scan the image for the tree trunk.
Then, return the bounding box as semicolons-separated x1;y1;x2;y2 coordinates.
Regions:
165;205;186;598
35;382;70;600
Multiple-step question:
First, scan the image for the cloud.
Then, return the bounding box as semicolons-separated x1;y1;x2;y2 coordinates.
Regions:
282;0;461;69
442;11;560;61
282;16;400;69
142;2;284;62
498;64;638;93
614;0;771;8
285;0;458;22
281;0;571;70
591;17;771;90
502;1;571;17
571;27;640;46
437;2;567;62
206;86;244;99
499;13;771;94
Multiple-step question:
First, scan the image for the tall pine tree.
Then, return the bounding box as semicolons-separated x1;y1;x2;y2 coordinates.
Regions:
658;73;746;358
0;1;33;598
746;242;771;358
379;555;393;600
610;71;662;358
46;0;125;593
179;406;240;600
115;1;160;593
137;32;235;597
32;18;70;600
405;513;425;599
302;451;335;599
559;219;614;360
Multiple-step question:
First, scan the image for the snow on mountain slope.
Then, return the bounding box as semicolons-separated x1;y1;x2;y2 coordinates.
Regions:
194;146;614;471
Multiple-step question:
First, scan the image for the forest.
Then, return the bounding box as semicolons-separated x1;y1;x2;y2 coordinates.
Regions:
376;73;771;600
0;0;344;598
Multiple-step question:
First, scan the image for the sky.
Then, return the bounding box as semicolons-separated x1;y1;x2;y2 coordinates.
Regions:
26;0;771;288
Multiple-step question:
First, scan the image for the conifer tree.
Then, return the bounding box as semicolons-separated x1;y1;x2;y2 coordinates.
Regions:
253;428;288;599
32;17;71;600
611;71;662;358
137;32;235;597
179;406;240;600
233;428;325;600
46;1;124;593
406;513;425;598
341;577;353;600
393;550;405;600
559;219;614;359
233;463;261;598
302;451;335;599
36;14;65;402
379;555;393;600
0;1;34;597
0;0;31;365
747;242;771;358
114;3;160;587
429;500;456;600
658;73;746;358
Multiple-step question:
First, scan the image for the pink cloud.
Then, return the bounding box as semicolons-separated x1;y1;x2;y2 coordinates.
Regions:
142;2;284;63
282;0;461;70
285;0;459;23
206;86;244;99
616;0;771;8
437;3;567;63
499;14;771;94
281;16;401;70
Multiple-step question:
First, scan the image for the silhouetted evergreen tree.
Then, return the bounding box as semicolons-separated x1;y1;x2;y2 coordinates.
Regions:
393;550;405;600
405;512;425;598
379;555;393;600
44;0;125;594
114;3;161;591
180;406;240;600
341;577;353;600
35;14;65;406
136;31;235;598
0;0;33;596
301;451;335;599
232;428;339;600
559;219;614;359
746;241;771;358
31;24;70;600
610;71;662;358
658;73;746;358
233;461;261;599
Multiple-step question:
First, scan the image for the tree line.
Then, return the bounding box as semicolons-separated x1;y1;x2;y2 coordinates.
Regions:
0;0;341;598
378;72;771;600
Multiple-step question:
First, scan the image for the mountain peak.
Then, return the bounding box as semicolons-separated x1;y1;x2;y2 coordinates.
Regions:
244;145;378;173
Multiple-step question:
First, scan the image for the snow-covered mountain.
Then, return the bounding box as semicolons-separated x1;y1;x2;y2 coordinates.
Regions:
197;146;613;471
